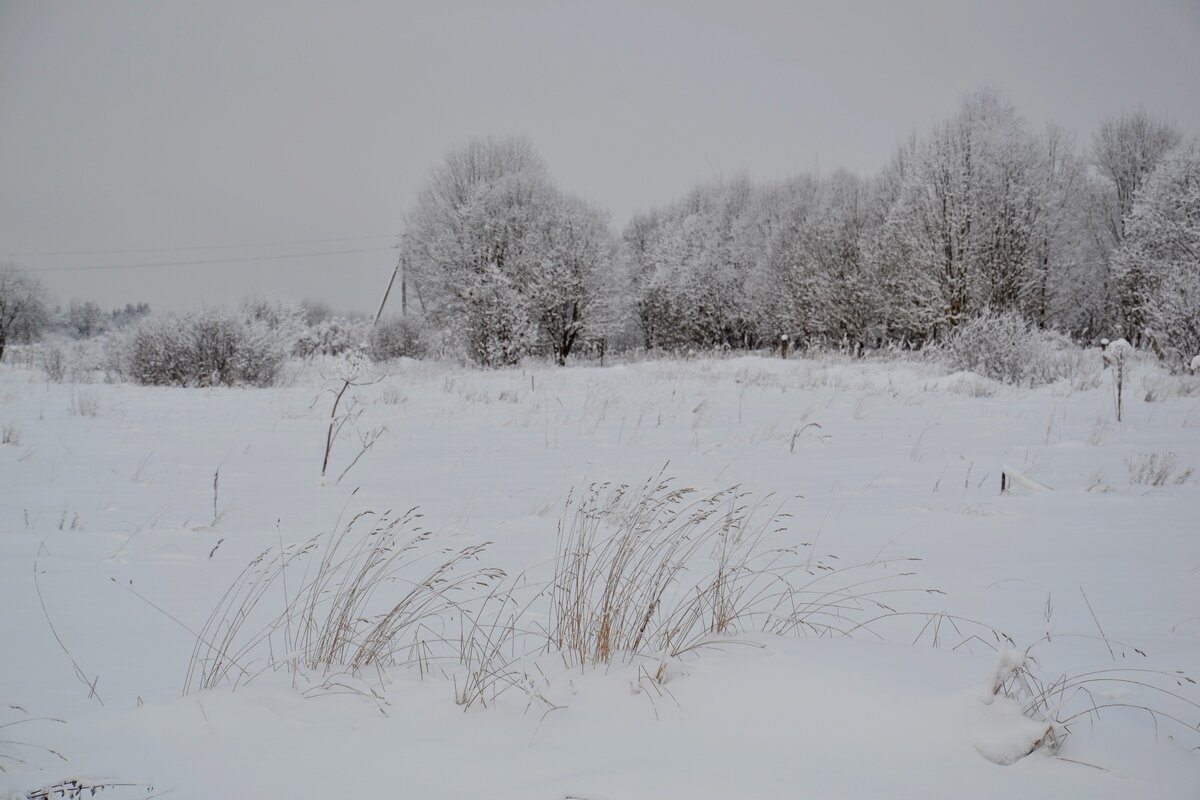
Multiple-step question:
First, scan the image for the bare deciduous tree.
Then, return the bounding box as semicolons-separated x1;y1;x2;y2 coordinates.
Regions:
0;264;50;361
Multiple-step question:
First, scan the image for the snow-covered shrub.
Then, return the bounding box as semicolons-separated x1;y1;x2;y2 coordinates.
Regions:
98;330;133;383
241;298;306;346
944;310;1089;386
127;317;188;386
37;341;66;382
293;317;369;359
33;335;111;383
127;307;289;387
369;314;426;361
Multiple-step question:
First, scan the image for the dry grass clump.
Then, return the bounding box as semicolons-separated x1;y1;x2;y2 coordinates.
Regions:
545;476;925;675
446;477;933;709
25;779;158;800
1126;451;1193;486
184;476;934;710
184;509;503;694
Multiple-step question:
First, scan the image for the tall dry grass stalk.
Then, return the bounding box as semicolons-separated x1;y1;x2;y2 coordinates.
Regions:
184;509;503;694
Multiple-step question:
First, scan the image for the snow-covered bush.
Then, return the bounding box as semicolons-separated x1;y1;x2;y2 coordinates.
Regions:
32;335;114;383
37;341;66;382
293;317;368;359
369;314;426;361
126;307;289;387
944;310;1089;386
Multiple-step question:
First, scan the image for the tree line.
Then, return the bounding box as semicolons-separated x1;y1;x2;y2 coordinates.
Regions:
399;88;1199;369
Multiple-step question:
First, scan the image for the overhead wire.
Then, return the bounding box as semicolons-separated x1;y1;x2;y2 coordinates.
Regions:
29;246;396;273
1;233;397;259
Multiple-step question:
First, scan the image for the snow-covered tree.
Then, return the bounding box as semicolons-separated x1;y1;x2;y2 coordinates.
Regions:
1092;111;1182;247
532;193;622;364
1089;111;1183;340
0;264;50;361
628;179;762;350
1026;124;1092;334
1112;138;1200;369
875;89;1047;336
402;136;552;364
66;299;105;339
402;136;621;365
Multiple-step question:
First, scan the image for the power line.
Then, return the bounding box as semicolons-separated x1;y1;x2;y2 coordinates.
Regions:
1;234;396;259
31;246;396;273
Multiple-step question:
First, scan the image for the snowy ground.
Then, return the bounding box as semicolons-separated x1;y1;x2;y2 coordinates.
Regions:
2;351;1199;799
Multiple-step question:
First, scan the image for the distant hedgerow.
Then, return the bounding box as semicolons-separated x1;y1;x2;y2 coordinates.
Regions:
127;307;289;387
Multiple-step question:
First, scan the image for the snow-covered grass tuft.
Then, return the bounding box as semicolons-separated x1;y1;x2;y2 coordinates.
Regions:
1126;451;1194;486
989;638;1200;759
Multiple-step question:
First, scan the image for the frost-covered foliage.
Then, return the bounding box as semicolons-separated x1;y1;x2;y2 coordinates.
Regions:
401;136;623;366
1113;138;1200;370
459;263;536;367
65;300;105;338
294;317;369;359
125;306;291;387
0;264;50;361
624;91;1100;351
61;301;151;340
628;179;763;350
37;340;67;382
369;314;426;361
33;333;136;384
619;97;1192;355
944;310;1087;386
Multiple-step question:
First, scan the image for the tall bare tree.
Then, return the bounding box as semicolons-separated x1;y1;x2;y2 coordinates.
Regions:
0;264;50;361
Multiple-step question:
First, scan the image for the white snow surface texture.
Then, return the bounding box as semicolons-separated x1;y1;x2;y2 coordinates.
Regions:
2;352;1198;799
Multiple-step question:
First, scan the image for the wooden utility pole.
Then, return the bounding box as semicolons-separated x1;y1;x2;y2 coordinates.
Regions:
400;253;408;316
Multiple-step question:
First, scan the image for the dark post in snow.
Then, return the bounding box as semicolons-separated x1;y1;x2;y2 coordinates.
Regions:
779;334;790;360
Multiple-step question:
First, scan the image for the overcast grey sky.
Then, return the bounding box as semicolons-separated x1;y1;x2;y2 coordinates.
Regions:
2;0;1198;312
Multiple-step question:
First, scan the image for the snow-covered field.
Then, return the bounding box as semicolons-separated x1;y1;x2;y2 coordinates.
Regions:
2;352;1199;799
